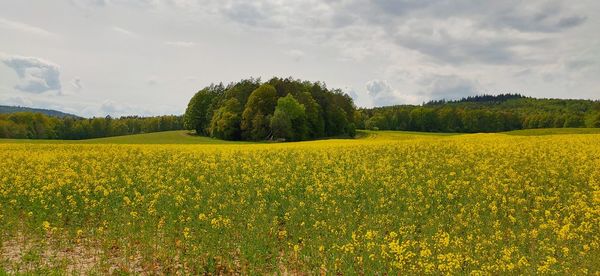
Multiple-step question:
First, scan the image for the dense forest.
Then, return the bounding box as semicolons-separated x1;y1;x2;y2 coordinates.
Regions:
0;112;183;139
184;77;356;141
357;94;600;132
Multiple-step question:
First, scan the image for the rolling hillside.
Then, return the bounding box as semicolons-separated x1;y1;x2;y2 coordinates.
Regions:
0;130;246;144
2;128;600;145
0;105;80;118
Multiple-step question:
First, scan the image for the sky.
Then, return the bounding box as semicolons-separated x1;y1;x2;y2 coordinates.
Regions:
1;0;599;117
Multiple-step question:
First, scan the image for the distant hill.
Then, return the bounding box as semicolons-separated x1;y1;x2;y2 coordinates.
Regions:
0;105;81;118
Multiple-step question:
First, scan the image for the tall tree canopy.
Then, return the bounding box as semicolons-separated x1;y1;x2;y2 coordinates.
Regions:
270;94;307;141
184;83;224;135
241;84;278;140
184;77;357;141
210;98;242;140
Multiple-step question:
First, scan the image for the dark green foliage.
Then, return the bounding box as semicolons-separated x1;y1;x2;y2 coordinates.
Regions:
0;112;184;139
241;84;278;140
184;84;224;135
184;77;356;141
223;78;261;108
270;94;307;141
563;115;585;128
592;112;600;128
361;94;600;133
210;98;242;140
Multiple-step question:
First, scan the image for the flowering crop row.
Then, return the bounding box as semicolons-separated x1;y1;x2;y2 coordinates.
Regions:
1;133;599;274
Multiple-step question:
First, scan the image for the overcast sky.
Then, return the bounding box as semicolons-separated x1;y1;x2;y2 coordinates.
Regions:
1;0;599;117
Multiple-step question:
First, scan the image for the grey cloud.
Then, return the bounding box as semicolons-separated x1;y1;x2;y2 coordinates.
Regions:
1;55;62;94
210;1;588;67
366;79;391;96
372;1;587;33
397;32;519;65
420;75;477;100
494;3;587;33
366;79;400;106
71;78;83;90
557;16;587;29
222;1;281;28
372;0;435;16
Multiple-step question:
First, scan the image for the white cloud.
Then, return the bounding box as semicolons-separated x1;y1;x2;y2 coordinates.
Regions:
284;49;305;61
80;99;150;117
2;95;33;107
1;54;62;94
0;17;57;37
112;26;136;36
344;88;359;101
165;41;195;47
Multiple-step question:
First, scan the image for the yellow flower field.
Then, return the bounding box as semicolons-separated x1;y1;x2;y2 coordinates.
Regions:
1;133;599;274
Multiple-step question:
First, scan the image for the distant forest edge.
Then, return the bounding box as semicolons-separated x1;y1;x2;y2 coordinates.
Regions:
358;94;600;132
0;113;183;139
1;77;600;140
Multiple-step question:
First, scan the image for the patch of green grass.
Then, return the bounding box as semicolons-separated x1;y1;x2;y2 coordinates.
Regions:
0;131;249;145
357;129;462;140
502;128;600;136
1;129;458;145
3;128;599;145
84;130;249;144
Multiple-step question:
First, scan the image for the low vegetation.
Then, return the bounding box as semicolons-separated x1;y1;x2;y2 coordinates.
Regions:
1;130;598;274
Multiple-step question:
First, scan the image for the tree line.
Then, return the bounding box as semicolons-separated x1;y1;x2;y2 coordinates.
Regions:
357;94;600;132
184;77;356;141
3;91;598;141
0;112;183;139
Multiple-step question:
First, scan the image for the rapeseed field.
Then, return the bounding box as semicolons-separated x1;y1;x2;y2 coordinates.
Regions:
1;132;599;274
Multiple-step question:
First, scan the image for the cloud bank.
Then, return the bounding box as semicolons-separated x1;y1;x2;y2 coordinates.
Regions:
1;54;62;94
0;0;598;116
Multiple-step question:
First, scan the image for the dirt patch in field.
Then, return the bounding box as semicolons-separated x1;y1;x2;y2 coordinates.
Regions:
0;234;144;274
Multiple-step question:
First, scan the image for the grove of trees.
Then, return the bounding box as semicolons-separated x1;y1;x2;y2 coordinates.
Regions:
184;77;357;141
0;112;183;139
